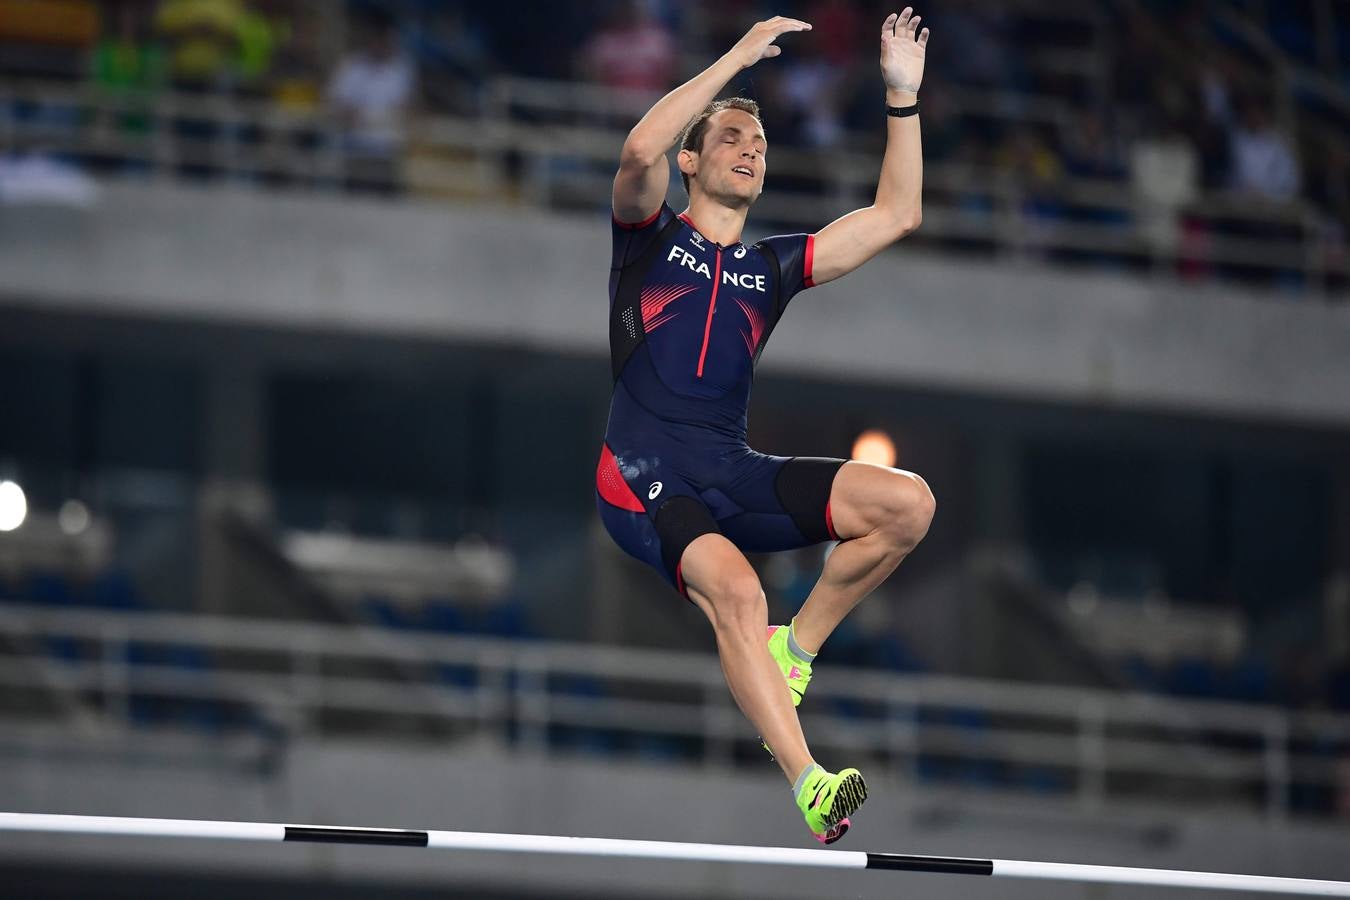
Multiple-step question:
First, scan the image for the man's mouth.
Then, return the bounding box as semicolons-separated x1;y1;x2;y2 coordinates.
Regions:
731;166;754;178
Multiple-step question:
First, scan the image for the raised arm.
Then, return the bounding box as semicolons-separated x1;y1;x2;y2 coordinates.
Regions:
612;16;812;224
810;9;928;286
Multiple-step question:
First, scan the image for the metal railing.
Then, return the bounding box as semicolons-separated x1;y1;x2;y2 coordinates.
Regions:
1;76;1343;296
0;603;1346;822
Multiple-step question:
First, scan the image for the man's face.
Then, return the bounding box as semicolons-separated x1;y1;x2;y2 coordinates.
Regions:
684;108;767;207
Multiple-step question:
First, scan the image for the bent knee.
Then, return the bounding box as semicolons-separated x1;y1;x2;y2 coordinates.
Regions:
704;571;767;634
908;472;937;526
878;472;936;550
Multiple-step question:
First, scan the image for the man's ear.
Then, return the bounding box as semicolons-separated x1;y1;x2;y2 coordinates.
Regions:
677;148;697;181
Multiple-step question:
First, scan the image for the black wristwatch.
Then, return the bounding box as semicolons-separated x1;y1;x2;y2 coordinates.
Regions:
886;102;920;118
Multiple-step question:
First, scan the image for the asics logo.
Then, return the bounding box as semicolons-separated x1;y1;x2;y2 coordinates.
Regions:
647;481;663;500
788;666;802;680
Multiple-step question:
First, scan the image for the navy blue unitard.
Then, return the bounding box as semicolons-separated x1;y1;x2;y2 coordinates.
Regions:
595;203;846;597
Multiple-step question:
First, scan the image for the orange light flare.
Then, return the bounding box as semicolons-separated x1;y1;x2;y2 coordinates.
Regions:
850;429;896;468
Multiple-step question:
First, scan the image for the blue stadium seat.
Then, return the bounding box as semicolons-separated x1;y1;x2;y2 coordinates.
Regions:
421;599;466;632
363;596;409;629
28;572;74;606
90;570;140;609
479;600;528;638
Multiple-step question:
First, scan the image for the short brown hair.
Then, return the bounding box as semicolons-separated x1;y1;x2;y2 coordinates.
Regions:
678;97;763;195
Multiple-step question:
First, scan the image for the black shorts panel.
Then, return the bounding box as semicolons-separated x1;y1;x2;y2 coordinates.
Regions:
773;457;847;544
653;495;720;594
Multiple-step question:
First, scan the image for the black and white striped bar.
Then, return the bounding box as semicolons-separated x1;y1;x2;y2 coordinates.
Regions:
2;813;1349;896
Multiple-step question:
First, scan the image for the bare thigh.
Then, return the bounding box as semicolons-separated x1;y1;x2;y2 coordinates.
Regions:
826;460;933;541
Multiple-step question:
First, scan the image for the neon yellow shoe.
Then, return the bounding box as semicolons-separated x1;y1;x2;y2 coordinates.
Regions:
795;765;867;844
767;624;812;707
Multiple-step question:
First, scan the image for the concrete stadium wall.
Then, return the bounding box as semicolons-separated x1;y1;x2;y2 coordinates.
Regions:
0;731;1347;900
1;182;1347;426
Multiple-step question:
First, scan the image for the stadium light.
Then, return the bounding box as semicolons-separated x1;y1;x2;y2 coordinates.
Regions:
851;429;896;468
58;499;91;536
0;480;27;532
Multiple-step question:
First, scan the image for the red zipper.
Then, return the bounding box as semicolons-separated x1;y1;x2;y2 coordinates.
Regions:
696;247;723;378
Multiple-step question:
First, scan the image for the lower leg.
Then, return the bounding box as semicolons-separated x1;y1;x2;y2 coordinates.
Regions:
791;466;936;655
679;534;818;786
703;595;815;783
790;531;909;655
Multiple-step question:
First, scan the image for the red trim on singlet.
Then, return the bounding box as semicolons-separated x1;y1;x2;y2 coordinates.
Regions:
675;561;687;597
803;233;816;288
596;444;646;512
695;248;724;378
613;207;662;230
677;212;697;230
824;499;838;541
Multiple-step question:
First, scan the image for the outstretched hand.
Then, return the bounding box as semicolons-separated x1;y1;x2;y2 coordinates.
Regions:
881;8;929;94
728;16;812;69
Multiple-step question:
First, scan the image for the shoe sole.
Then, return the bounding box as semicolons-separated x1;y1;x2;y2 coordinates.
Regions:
815;817;850;845
821;771;867;830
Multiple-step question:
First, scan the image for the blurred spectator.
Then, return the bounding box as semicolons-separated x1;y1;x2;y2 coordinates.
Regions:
326;10;415;193
1199;55;1236;127
0;151;99;206
1187;55;1238;190
0;0;1336;290
267;11;320;111
578;1;675;93
234;0;290;97
93;2;167;95
90;1;166;159
153;0;255;178
1130;117;1200;252
155;0;248;91
1229;101;1301;201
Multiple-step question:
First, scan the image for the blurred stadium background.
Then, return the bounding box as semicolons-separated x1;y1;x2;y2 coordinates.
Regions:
0;0;1348;897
